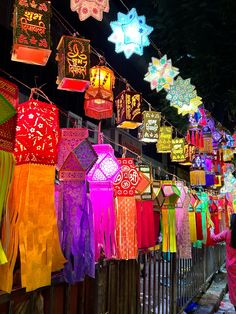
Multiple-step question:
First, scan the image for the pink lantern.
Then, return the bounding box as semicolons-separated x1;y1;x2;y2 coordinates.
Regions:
87;144;120;261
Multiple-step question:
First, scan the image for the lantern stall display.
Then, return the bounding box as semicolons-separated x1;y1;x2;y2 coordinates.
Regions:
138;111;161;142
156;126;172;153
171;137;185;162
0;98;66;293
114;158;141;259
56;36;90;92
56;128;98;283
116;89;142;129
11;0;51;66
87;144;120;261
70;0;110;21
84;65;115;119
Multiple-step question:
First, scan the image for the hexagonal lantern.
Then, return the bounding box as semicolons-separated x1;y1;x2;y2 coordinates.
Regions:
135;164;152;199
156;181;180;207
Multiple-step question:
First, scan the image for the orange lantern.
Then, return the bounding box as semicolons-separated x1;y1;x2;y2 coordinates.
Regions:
56;36;90;92
11;0;51;66
84;65;115;119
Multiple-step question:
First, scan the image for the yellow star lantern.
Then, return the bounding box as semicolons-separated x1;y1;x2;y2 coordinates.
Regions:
172;96;202;116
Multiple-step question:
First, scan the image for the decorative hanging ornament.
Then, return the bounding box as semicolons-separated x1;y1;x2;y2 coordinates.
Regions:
0;77;19;109
70;0;109;21
144;55;179;92
171;138;185;162
179;144;196;166
135;164;153;199
190;154;206;186
138;111;161;142
84;64;115;120
156;126;172;153
108;8;153;59
11;0;51;66
56;35;90;92
116;88;142;129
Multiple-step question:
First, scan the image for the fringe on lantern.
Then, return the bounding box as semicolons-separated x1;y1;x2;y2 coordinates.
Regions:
188;211;197;243
115;197;138;260
0;164;66;293
161;206;177;253
0;151;15;265
89;183;116;261
190;170;206;186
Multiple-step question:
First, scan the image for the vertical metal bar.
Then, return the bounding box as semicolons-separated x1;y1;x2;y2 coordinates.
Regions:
49;286;54;314
165;254;169;314
157;251;161;314
148;253;152;314
143;254;146;314
153;251;157;314
8;300;14;314
64;284;71;314
161;255;164;314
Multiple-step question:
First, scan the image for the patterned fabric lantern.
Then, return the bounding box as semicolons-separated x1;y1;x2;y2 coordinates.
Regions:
11;0;51;66
0;94;16;125
84;65;115;119
56;36;90;92
156;126;172;153
70;0;109;21
138;111;161;142
0;77;19;109
56;128;97;283
108;8;153;59
87;144;120;261
116;89;142;129
114;158;141;259
171;138;185;162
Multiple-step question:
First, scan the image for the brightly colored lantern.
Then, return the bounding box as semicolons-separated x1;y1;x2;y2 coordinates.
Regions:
0;94;16;126
171;138;185;162
135;164;152;199
70;0;109;21
0;77;19;109
11;0;51;66
116;89;142;129
84;65;115;119
108;8;153;59
156;126;172;153
56;36;90;92
179;144;196;166
138;111;161;142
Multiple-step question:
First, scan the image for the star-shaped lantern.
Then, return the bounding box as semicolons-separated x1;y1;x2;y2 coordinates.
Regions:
144;55;179;92
174;96;203;116
70;0;109;21
108;8;153;59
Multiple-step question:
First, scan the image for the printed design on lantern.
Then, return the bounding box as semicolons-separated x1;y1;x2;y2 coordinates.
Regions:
156;126;172;152
144;55;179;92
220;164;236;194
176;96;203;116
0;94;16;125
171;138;185;162
66;39;88;78
14;100;59;165
114;158;141;196
0;77;19;109
70;0;109;21
139;111;161;142
0;116;17;153
108;8;153;59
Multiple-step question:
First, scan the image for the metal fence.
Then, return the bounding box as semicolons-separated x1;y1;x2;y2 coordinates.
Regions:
0;245;225;314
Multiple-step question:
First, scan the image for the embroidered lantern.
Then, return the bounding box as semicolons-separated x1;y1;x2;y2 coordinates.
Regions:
56;36;90;92
138;111;161;142
11;0;51;66
70;0;109;21
156;126;172;153
116;89;142;129
171;138;185;162
0;77;19;109
84;65;115;119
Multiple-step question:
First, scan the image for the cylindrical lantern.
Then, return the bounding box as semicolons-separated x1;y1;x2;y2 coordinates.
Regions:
56;36;90;92
84;65;115;119
116;89;142;129
156;126;172;153
138;111;161;142
11;0;51;66
171;138;185;162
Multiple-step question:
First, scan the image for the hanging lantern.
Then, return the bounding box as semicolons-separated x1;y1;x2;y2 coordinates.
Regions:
84;65;115;119
223;148;234;162
135;164;152;199
179;144;195;166
138;111;161;142
56;36;90;92
71;0;109;21
11;0;51;66
190;154;206;186
158;181;181;206
108;8;153;59
116;89;142;129
0;94;16;126
214;175;222;187
171;138;185;162
0;77;19;109
156;126;172;153
199;126;213;154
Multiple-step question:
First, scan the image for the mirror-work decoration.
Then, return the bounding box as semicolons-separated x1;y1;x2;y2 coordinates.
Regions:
138;111;161;142
70;0;109;21
156;126;172;153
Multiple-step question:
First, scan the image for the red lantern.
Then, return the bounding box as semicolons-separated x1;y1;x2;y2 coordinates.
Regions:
0;77;19;109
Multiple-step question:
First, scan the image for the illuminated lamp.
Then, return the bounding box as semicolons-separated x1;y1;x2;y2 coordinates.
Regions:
156;126;172;153
56;36;90;92
190;154;206;186
116;89;142;129
179;144;195;166
11;0;51;66
0;77;19;109
71;0;109;21
135;164;152;199
108;8;153;59
138;111;161;142
223;148;234;162
214;175;222;187
84;65;115;119
171;138;185;162
199;126;213;154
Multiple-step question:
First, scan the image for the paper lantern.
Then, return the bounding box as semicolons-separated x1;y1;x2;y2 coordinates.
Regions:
135;164;152;199
14;99;59;165
190;154;206;186
179;144;196;166
156;181;180;206
171;138;185;162
223;148;234;162
156;126;172;153
138;111;161;142
0;94;16;126
108;8;153;59
84;65;115;119
71;0;109;21
11;0;51;66
144;55;179;92
115;89;142;129
0;77;19;108
190;190;201;210
56;36;90;92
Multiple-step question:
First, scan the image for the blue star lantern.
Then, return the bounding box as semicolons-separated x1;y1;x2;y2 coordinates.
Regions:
108;8;153;59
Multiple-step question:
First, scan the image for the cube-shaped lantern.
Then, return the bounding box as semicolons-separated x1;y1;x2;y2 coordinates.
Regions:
171;138;185;162
0;77;19;109
11;0;51;66
176;181;188;208
156;126;172;153
56;36;90;92
138;111;161;142
156;181;180;206
116;90;142;129
84;65;115;119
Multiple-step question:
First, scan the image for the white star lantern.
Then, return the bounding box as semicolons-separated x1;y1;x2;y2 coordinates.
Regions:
108;8;153;59
144;55;179;92
70;0;109;21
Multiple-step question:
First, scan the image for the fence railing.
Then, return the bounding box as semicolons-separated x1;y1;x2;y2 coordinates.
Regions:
0;245;225;314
